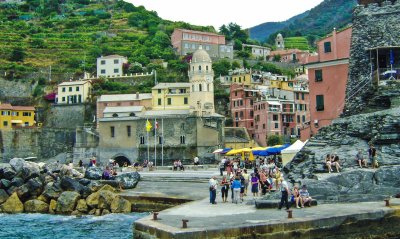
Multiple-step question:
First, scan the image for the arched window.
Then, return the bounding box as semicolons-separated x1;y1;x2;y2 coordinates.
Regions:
112;113;118;117
206;65;209;71
129;112;136;117
198;65;201;71
199;84;202;92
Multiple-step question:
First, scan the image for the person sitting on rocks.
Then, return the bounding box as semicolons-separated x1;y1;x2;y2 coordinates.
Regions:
299;185;313;207
332;154;341;173
356;149;367;168
102;166;112;180
177;160;185;171
325;154;333;173
173;160;178;171
292;186;301;208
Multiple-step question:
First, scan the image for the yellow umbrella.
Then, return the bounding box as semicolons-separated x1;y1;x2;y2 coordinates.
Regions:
249;151;255;161
225;149;242;156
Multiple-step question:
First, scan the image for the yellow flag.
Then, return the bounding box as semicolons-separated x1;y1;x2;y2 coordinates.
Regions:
146;119;152;132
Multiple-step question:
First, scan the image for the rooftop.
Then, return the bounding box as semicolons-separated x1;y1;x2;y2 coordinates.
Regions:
175;28;222;37
0;104;35;111
59;80;90;86
97;55;127;59
152;83;191;90
98;93;152;102
103;106;144;114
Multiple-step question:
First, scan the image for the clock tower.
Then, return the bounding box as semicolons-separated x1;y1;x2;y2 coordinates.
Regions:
188;47;215;116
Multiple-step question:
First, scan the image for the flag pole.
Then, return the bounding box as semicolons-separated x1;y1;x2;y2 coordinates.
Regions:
147;119;150;164
154;118;157;167
161;118;164;166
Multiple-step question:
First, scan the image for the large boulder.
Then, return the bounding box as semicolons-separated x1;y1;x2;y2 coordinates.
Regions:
9;158;25;173
20;161;41;181
115;172;140;189
0;189;9;204
24;199;49;213
0;165;16;180
0;192;24;213
16;178;44;202
42;182;63;200
98;190;116;210
43;162;63;174
49;199;57;214
76;199;88;213
0;179;11;189
84;167;103;180
56;191;80;214
60;177;91;198
85;185;116;208
78;178;91;186
11;177;24;187
374;166;400;187
110;196;131;213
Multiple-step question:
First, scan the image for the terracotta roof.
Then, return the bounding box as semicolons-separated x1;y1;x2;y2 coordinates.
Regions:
0;103;13;110
270;49;307;55
12;106;35;111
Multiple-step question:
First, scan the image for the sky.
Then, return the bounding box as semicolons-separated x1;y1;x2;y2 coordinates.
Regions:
126;0;324;30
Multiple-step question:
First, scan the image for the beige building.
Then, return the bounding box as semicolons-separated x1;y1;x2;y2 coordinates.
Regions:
151;83;191;111
188;48;215;116
97;55;128;78
57;80;92;104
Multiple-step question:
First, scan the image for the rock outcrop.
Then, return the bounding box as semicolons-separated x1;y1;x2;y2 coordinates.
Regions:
115;172;140;189
0;192;24;213
111;196;132;213
56;191;80;214
24;199;49;213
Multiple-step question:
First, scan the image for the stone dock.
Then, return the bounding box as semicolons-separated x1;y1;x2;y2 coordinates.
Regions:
131;170;400;239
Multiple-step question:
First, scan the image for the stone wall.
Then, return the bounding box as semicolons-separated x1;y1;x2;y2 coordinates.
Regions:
345;1;400;115
45;104;89;130
0;78;35;105
0;128;76;162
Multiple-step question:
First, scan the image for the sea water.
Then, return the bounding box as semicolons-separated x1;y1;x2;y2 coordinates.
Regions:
0;213;148;239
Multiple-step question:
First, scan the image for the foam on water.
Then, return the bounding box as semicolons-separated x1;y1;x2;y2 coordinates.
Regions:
0;213;149;239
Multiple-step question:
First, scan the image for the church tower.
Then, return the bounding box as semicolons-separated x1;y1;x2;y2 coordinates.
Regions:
189;47;215;116
275;33;285;50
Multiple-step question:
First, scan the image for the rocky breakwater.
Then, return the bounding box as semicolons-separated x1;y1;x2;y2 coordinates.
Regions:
263;107;400;203
0;158;140;215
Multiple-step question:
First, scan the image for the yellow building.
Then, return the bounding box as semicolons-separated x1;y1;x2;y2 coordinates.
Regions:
269;75;294;91
151;83;191;110
0;103;35;129
57;80;92;104
232;73;252;86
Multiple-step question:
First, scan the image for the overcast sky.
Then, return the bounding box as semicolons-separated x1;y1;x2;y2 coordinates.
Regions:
126;0;324;30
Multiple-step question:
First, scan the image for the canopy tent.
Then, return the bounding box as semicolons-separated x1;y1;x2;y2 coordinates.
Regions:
213;148;232;154
253;144;291;156
225;148;252;156
281;140;307;166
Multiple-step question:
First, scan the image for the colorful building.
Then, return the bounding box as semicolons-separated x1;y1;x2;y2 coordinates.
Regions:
0;103;35;129
57;80;92;104
151;83;191;111
269;49;311;65
230;84;255;138
232;72;252;86
304;27;352;137
171;29;233;59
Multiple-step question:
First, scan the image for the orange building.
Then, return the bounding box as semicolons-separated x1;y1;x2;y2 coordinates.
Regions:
303;27;352;138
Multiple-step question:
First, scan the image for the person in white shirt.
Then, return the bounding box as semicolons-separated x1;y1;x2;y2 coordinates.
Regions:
194;156;199;165
209;176;218;204
278;177;290;210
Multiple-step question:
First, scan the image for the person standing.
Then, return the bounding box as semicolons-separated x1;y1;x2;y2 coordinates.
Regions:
250;173;259;197
209;176;218;204
220;175;229;203
368;144;378;169
242;169;250;196
278;177;290;210
231;176;241;204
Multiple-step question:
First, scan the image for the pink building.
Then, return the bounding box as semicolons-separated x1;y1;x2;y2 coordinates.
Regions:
171;29;233;59
304;27;352;137
96;93;152;128
269;49;311;65
229;84;255;138
294;90;310;141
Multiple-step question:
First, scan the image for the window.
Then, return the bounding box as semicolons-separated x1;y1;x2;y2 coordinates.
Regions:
12;112;19;116
62;97;65;102
158;98;162;105
101;60;106;65
235;112;238;118
199;84;202;92
263;124;265;129
112;113;118;117
180;135;185;144
62;87;66;92
184;97;188;104
206;45;210;50
206;65;209;71
76;86;79;91
250;99;253;106
235;91;237;97
251;122;253;127
167;98;171;105
3;121;8;127
129;113;136;117
316;95;324;111
158;89;161;94
114;59;119;64
275;123;279;129
304;104;307;111
324;41;332;53
69;87;72;92
297;115;301;123
23;112;31;117
114;69;119;73
110;126;115;138
302;115;306;122
239;111;243;118
273;115;278;121
315;69;323;82
250;110;253;117
301;93;305;100
296;93;299;100
198;66;201;71
184;43;189;49
127;126;131;137
101;69;106;74
140;136;145;145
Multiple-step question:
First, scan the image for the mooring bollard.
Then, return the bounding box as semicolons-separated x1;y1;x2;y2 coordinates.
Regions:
384;199;390;207
153;212;159;220
287;209;293;219
182;219;189;228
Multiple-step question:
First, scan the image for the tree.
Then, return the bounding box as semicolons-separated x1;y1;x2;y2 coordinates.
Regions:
212;59;231;76
267;134;284;146
9;47;26;62
231;61;241;70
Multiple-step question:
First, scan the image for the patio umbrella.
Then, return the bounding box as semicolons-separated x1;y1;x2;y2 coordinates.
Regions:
212;149;223;154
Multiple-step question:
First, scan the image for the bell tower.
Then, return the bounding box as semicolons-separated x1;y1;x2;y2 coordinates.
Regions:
188;47;215;116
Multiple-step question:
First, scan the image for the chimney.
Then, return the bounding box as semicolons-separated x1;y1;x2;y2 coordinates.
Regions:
136;92;139;99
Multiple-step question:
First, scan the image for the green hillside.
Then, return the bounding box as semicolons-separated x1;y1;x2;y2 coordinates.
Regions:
0;0;215;86
283;37;309;50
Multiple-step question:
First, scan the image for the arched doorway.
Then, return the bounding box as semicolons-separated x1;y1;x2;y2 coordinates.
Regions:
114;155;131;167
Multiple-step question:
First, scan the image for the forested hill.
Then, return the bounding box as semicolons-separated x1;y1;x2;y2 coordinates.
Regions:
0;0;215;82
249;0;357;44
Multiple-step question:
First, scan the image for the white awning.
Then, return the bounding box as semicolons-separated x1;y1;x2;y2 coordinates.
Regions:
267;101;281;106
11;120;23;124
